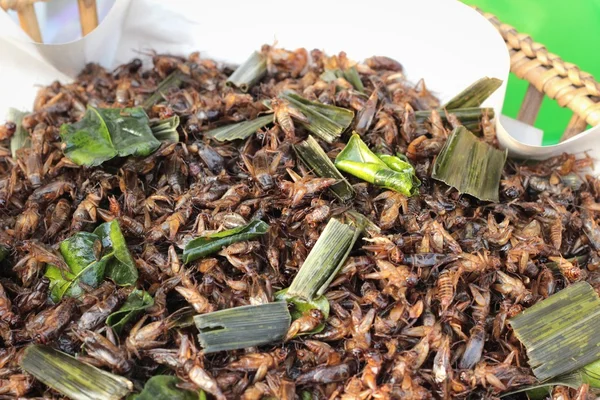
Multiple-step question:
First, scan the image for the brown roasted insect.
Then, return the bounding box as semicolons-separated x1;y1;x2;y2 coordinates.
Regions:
71;192;101;231
280;168;336;207
14;203;40;240
26;180;75;206
285;309;323;341
175;271;214;314
270;98;309;140
227;348;288;383
460;284;490;369
25;298;76;343
0;283;18;325
242;149;282;191
74;329;131;374
43;198;71;240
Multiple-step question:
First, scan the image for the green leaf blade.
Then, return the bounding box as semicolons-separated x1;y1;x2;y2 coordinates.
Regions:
20;345;133;400
444;77;503;109
287;218;356;300
204;114;272;142
294;136;355;202
142;70;185;110
280;92;353;143
510;282;600;381
194;302;291;353
432;126;507;202
183;219;269;264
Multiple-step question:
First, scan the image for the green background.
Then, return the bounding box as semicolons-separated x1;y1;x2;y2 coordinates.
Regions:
461;0;600;145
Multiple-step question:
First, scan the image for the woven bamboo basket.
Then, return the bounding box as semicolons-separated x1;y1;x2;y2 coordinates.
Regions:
475;7;600;143
2;2;598;144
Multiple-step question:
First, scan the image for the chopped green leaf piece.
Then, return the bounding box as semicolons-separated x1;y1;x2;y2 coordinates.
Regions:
60;107;161;166
432;127;507;202
142;70;186;110
280;92;354;143
183;219;269;264
45;232;109;302
20;345;133;400
320;67;365;92
150;116;180;142
226;51;267;92
335;133;418;196
287;218;356;301
194;302;291;353
8;108;29;158
204;115;272;142
294;135;355;201
444;77;503;110
131;375;205;400
342;67;365;93
94;220;138;286
95;108;160;158
510;282;600;381
335;133;387;166
106;289;153;334
60;107;117;166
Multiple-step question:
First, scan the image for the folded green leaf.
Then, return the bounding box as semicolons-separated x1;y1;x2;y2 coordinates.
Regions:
510;282;600;381
143;70;186;109
444;77;503;109
20;345;133;400
45;232;109;302
194;302;291;353
276;288;330;335
378;153;421;190
320;67;365;92
60;107;117;166
131;375;206;400
432;126;507;202
335;133;418;196
294;135;355;202
60;107;161;166
204;114;272;142
95;108;160;158
106;289;153;334
287;218;356;301
335;132;387;166
94;220;138;286
150;116;180;142
8;108;29;158
183;219;269;263
280;92;354;143
226;51;267;92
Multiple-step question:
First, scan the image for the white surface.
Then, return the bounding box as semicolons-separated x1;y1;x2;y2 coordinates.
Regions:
5;0;116;44
0;0;598;173
499;115;543;146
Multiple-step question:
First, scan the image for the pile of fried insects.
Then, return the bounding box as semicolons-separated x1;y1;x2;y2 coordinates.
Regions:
1;45;600;400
